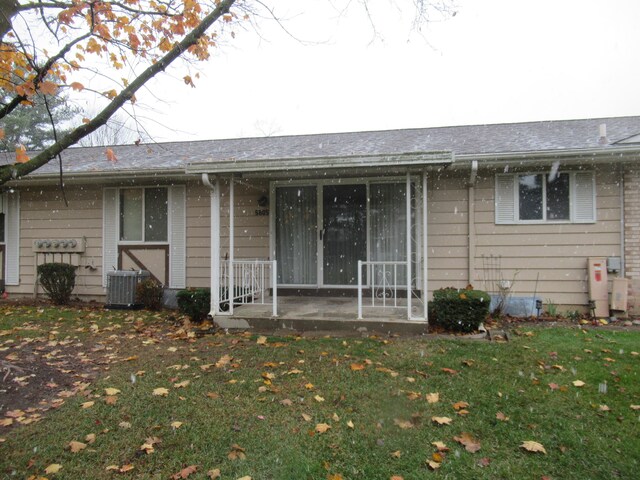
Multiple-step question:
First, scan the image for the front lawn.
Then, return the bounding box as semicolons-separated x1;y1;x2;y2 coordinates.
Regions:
1;306;639;479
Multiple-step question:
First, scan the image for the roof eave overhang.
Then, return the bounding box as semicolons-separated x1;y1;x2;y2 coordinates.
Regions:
453;146;640;167
185;151;455;177
5;169;190;187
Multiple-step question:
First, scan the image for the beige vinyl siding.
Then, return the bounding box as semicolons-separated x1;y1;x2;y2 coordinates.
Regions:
184;180;270;288
14;185;105;298
472;165;622;307
426;172;469;291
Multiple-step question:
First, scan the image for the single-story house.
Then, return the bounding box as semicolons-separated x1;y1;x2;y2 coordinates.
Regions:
2;116;640;327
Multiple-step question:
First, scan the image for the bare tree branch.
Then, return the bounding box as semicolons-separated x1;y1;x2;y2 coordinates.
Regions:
0;0;237;184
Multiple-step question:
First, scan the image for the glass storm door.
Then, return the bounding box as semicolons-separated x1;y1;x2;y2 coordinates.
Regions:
275;186;318;285
322;185;367;286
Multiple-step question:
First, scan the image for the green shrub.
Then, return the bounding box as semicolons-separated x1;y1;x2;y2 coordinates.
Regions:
176;288;210;323
430;286;490;333
136;279;164;310
37;262;76;305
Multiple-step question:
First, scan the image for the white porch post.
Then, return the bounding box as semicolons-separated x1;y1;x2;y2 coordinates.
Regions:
422;171;429;322
229;175;235;315
209;175;221;316
406;172;412;320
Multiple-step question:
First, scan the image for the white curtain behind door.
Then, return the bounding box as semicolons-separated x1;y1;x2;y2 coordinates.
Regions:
276;186;317;284
370;183;407;285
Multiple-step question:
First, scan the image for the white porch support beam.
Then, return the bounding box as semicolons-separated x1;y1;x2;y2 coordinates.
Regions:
229;175;235;315
203;173;221;316
406;171;412;320
422;170;428;322
468;160;478;286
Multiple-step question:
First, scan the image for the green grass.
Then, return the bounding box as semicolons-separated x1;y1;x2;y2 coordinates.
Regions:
1;306;639;479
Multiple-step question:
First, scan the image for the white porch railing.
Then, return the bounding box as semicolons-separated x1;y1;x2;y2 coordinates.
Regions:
220;259;277;316
357;260;424;320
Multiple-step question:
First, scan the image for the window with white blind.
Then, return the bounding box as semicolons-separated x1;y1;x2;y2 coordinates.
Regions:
495;171;595;224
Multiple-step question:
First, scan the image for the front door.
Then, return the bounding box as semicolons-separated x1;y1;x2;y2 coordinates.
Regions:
322;185;366;285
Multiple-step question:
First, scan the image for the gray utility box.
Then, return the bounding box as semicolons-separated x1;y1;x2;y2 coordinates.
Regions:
106;270;150;309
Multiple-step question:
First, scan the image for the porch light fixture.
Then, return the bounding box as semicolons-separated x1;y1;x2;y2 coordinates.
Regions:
535;299;543;317
588;300;596;319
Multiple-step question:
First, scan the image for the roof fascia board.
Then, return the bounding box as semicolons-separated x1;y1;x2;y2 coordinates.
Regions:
7;169;189;187
186;151;454;175
453;146;640;167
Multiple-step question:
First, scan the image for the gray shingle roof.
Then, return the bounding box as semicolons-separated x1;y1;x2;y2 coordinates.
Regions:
17;116;640;177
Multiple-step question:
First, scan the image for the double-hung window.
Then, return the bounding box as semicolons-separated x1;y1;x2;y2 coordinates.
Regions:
119;187;168;242
495;171;595;224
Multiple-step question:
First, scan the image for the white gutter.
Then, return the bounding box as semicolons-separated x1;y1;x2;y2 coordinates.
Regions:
186;151;454;175
452;146;640;167
7;169;189;186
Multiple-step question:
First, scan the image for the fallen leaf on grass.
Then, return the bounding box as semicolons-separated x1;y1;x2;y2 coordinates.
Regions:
427;460;441;470
171;421;183;429
390;476;404;480
301;413;312;422
521;440;547;454
391;450;402;458
153;387;169;396
207;469;221;479
350;363;366;371
104;396;118;405
477;457;491;467
85;433;96;444
431;441;449;451
431;416;452;425
631;405;640;410
237;476;252;480
44;464;62;474
104;387;121;396
81;401;95;409
256;335;267;345
452;401;469;411
0;418;13;427
314;395;325;403
572;380;586;387
315;423;331;433
174;380;190;388
119;421;132;429
215;355;233;368
426;392;440;403
346;420;354;429
598;405;610;412
171;465;197;479
441;368;458;375
496;412;510;422
68;440;87;453
280;399;293;406
206;392;220;399
454;432;481;452
393;418;414;429
228;444;246;460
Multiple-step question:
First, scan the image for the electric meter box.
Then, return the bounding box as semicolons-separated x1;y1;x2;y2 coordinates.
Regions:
588;257;609;317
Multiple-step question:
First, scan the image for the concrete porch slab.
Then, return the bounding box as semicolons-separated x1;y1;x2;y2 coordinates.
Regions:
212;296;429;336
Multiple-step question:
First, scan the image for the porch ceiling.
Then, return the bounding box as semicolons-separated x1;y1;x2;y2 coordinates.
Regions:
185;151;454;177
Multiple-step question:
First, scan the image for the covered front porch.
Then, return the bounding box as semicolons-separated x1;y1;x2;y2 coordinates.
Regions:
186;150;454;329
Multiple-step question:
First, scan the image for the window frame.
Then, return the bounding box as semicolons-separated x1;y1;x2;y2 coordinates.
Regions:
118;186;169;244
495;171;596;225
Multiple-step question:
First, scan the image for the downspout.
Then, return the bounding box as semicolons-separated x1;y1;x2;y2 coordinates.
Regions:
202;173;220;317
468;161;478;286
